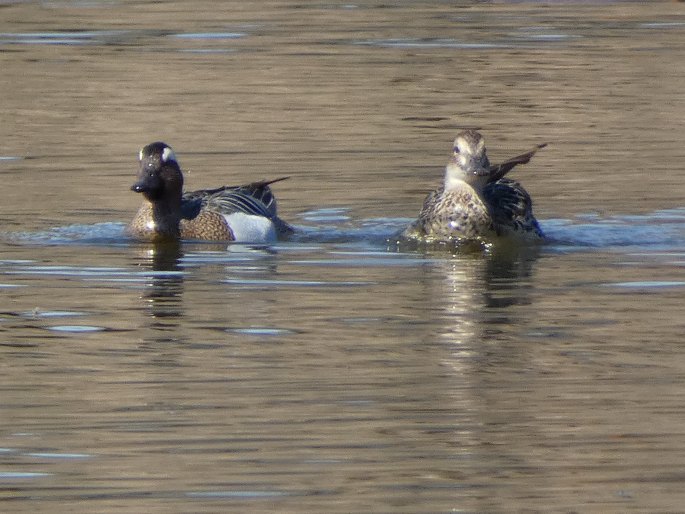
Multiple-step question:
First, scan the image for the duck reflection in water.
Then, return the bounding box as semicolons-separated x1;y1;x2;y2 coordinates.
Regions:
136;240;186;324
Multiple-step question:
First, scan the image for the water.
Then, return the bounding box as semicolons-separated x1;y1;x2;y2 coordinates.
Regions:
2;1;685;512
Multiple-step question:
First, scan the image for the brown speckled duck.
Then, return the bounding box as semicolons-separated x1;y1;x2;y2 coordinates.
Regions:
127;142;293;242
402;130;545;245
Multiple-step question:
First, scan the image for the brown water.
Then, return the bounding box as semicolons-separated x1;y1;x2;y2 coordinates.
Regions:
2;1;685;512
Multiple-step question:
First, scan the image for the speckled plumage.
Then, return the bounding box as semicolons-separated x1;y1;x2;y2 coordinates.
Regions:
129;202;235;241
127;142;292;243
402;130;544;244
403;185;492;242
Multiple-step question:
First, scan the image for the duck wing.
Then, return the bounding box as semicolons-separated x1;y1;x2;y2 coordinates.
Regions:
488;143;547;183
181;177;289;220
483;178;543;238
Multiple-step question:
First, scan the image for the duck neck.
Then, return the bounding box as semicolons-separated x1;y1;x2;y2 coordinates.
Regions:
149;196;182;240
444;172;484;195
444;160;487;193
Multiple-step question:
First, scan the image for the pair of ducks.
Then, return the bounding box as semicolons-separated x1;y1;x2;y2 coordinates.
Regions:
128;130;545;246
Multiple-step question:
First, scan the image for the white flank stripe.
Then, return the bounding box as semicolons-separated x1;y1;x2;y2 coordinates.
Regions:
222;213;276;243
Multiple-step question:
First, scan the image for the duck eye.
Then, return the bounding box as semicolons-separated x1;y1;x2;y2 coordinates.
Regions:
453;146;460;154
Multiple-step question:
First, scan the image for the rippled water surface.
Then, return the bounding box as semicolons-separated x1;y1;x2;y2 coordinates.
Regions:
2;1;685;512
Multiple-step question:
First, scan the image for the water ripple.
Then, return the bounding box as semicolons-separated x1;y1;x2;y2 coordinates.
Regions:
222;278;372;287
353;38;505;49
47;325;107;333
11;222;128;245
0;31;130;45
542;210;685;251
605;281;685;289
225;327;296;336
20;310;88;319
185;490;291;499
0;472;51;480
26;452;92;459
171;32;246;40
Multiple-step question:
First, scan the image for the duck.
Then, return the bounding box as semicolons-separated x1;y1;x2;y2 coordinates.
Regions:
127;142;293;242
401;130;545;245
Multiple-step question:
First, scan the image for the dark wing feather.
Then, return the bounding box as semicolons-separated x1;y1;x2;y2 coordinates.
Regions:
181;177;289;220
488;143;547;183
483;178;543;237
180;195;204;220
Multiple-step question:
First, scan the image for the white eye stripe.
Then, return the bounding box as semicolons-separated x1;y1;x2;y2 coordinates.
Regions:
138;149;144;161
161;147;176;163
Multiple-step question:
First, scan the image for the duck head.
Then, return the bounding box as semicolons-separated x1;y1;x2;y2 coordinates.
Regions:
444;130;491;191
131;142;183;203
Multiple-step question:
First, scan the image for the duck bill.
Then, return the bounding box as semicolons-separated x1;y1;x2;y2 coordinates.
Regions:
130;176;161;200
131;180;149;194
131;170;159;194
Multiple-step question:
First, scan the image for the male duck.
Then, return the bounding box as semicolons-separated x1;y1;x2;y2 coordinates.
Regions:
402;130;545;244
127;142;293;242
